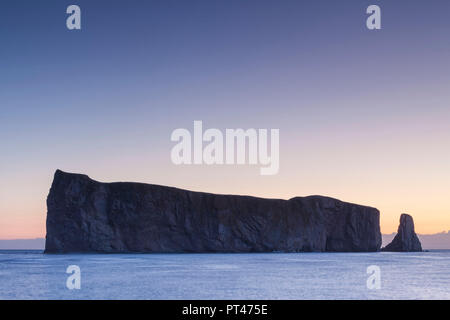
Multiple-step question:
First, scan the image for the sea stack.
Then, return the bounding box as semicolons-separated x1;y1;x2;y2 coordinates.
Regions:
45;170;382;253
382;214;422;252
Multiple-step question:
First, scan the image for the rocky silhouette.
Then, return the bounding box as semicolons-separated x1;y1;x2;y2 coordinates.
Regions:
45;170;382;253
382;214;422;252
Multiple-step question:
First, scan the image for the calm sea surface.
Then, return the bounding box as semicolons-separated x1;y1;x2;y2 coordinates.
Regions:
0;250;449;299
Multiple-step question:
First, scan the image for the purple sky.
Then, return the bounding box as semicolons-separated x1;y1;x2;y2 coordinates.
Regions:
1;0;450;238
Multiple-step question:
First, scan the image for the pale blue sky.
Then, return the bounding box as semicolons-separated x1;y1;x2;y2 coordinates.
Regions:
1;0;450;237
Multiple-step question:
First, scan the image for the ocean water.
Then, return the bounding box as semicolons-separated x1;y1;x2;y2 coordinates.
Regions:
0;250;449;300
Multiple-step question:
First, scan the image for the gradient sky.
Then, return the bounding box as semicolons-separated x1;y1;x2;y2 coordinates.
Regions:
1;0;450;239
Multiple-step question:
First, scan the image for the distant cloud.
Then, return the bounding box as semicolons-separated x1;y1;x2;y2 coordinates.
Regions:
0;238;45;250
1;234;449;250
383;232;450;250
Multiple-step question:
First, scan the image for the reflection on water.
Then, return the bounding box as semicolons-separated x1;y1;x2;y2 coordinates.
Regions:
0;250;449;299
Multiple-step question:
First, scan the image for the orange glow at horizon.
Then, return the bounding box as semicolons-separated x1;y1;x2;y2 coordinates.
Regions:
0;167;449;239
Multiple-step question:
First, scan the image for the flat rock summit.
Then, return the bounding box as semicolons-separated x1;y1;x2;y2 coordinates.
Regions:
45;170;382;253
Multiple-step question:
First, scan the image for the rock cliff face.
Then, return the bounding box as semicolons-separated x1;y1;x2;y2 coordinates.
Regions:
45;170;382;253
382;214;422;252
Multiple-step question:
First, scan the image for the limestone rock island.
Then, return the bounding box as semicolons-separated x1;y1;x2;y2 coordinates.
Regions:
45;170;382;253
382;214;423;252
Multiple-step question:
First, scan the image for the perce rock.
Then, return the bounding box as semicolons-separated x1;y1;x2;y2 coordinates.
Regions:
382;214;422;252
45;170;382;253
